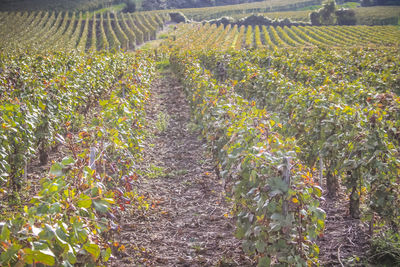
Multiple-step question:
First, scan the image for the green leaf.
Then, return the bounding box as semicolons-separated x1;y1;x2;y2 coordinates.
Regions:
33;249;56;266
258;256;271;267
271;213;284;222
101;247;112;262
1;244;21;264
65;244;77;264
242;240;253;254
62;260;74;267
255;240;266;253
268;177;289;197
92;199;110;213
61;156;75;166
77;195;92;209
49;202;61;214
84;243;100;261
249;170;257;182
33;241;48;250
315;207;326;220
0;224;10;241
50;162;64;177
39;224;55;240
313;186;322;197
55;227;68;245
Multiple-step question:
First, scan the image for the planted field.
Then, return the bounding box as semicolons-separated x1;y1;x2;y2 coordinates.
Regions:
170;45;400;265
0;0;114;11
1;0;400;266
0;11;169;51
172;23;400;50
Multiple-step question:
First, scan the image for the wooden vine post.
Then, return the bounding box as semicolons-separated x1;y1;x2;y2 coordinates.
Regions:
319;151;323;188
282;157;291;216
89;147;97;171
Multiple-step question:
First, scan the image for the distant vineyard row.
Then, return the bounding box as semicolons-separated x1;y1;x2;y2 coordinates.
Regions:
0;0;112;12
166;0;322;21
172;23;400;50
0;11;169;51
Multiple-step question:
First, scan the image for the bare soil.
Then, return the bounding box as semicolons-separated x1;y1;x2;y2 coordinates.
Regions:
318;191;370;266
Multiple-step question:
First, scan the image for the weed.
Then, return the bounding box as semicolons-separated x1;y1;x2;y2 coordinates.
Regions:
191;243;204;254
144;164;166;178
155;111;170;133
171;169;188;176
369;230;400;266
158;33;169;39
156;58;170;71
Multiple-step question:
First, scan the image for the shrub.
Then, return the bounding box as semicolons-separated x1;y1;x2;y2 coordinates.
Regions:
169;12;188;23
335;8;356;25
310;11;321;25
207;16;234;26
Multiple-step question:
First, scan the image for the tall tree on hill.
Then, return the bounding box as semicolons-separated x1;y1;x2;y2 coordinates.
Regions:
310;0;337;25
123;0;136;12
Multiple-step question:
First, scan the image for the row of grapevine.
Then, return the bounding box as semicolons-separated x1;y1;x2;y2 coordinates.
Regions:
0;0;120;12
170;49;325;266
77;12;90;51
0;50;156;265
170;45;400;265
105;12;122;50
172;23;400;50
0;11;169;52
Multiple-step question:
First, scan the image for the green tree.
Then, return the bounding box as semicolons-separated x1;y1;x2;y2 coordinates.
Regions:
310;11;321;25
123;0;137;12
319;1;336;25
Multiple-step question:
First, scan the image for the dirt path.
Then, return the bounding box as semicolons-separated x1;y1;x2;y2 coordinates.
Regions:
318;191;369;266
111;71;253;266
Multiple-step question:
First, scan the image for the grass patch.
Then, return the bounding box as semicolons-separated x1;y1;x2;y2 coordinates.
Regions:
296;1;360;11
370;230;400;266
94;3;126;14
171;169;189;176
155;111;170;133
156;58;170;72
143;164;167;178
158;33;169;40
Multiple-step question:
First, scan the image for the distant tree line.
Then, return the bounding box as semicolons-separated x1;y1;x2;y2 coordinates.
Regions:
141;0;263;10
361;0;400;6
205;14;311;27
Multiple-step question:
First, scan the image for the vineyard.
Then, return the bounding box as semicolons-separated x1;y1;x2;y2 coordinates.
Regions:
1;0;400;266
0;0;120;12
169;45;400;265
0;11;169;51
172;23;400;50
